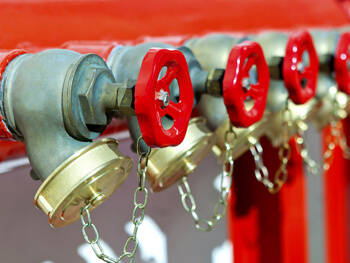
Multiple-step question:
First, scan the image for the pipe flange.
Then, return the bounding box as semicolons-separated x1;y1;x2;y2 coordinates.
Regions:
34;138;133;227
0;50;29;141
143;117;217;192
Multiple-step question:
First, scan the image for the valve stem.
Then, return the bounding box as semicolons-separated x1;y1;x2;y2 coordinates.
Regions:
242;78;251;92
158;89;170;108
297;62;305;72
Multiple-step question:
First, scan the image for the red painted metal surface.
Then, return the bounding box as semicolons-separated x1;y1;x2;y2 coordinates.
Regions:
61;41;120;61
323;120;350;263
229;138;308;263
0;141;26;162
0;49;30;165
283;30;318;104
0;0;347;49
323;23;350;263
335;32;350;94
0;49;27;141
223;41;269;128
135;48;193;147
336;0;350;22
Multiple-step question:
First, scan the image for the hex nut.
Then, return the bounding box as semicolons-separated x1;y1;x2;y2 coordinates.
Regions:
116;79;136;116
206;68;225;96
78;67;116;125
268;56;283;80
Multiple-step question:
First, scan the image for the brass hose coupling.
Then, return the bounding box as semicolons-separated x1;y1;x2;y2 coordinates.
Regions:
0;49;133;227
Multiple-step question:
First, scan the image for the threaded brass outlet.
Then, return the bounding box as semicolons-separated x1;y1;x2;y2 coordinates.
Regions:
144;117;217;192
34;138;133;227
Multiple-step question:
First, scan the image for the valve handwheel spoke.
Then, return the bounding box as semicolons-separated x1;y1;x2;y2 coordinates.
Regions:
223;41;269;128
242;55;258;77
283;30;318;104
162;101;183;119
299;66;312;79
135;48;193;148
159;64;178;86
246;84;263;100
335;32;350;95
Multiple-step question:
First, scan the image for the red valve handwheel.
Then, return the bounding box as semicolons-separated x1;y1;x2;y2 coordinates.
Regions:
334;32;350;95
135;48;193;148
0;49;28;140
223;41;269;128
283;30;318;104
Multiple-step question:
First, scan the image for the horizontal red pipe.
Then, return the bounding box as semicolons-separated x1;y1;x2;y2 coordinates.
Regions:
0;0;347;49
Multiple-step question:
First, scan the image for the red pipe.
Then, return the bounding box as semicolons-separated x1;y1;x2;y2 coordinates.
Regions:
229;137;308;263
324;119;350;263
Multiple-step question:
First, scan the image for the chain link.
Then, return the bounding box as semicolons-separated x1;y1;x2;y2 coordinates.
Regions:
79;136;151;263
250;105;291;194
249;142;270;188
327;95;350;160
296;121;325;174
330;95;350;160
178;125;236;232
295;119;339;174
337;120;350;160
297;94;350;174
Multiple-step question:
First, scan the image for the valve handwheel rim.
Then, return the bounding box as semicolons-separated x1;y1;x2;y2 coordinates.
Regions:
335;32;350;95
223;41;269;128
135;48;193;148
283;30;318;104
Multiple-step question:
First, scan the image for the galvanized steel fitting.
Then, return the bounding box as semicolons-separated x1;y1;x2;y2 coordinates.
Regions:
0;49;133;227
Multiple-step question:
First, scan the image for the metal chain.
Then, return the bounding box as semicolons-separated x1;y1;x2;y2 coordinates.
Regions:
296;121;325;174
250;104;291;194
330;94;350;160
328;94;350;160
249;141;270;188
297;94;350;174
296;117;340;174
337;120;350;160
177;125;236;232
79;136;151;263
